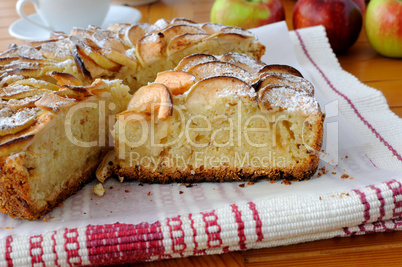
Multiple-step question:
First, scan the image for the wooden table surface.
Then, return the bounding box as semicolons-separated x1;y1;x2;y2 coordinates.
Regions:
1;0;402;266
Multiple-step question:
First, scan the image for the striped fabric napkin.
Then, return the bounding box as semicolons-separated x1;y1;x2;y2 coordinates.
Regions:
0;22;401;266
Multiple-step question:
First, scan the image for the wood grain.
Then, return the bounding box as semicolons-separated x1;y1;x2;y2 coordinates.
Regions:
0;0;401;266
241;231;402;267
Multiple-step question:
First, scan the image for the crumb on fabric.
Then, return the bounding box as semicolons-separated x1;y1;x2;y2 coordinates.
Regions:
319;166;328;174
93;183;105;197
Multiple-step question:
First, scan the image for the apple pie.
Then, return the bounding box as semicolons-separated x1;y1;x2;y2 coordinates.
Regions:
0;19;265;220
112;52;325;183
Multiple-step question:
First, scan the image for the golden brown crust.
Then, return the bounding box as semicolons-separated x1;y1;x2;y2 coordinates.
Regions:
117;154;320;183
116;110;325;184
116;51;325;184
0;80;129;220
0;112;54;157
117;112;325;183
0;18;266;219
0;152;100;220
252;43;266;61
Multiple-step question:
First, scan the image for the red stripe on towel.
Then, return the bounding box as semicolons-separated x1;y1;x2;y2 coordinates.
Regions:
167;215;186;254
295;30;402;162
189;213;207;256
64;228;82;266
5;235;13;267
51;231;59;266
86;222;165;265
385;179;402;218
353;189;371;223
231;204;247;250
30;235;44;266
249;202;264;242
201;211;222;249
370;185;386;221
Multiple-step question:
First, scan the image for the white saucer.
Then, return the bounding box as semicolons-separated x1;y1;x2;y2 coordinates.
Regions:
9;5;142;41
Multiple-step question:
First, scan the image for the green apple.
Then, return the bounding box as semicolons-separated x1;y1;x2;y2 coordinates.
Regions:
210;0;285;29
365;0;402;58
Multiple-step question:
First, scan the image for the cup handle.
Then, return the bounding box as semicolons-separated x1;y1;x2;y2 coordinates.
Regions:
16;0;53;31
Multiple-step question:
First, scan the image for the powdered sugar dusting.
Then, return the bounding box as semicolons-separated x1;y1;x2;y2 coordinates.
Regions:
39;95;76;112
177;55;217;72
260;86;319;115
141;33;161;44
11;45;43;59
189;62;251;82
138;23;154;34
0;107;40;132
0;85;34;97
56;59;75;69
22;78;52;86
261;73;314;96
152;19;170;32
219;52;265;73
92;30;114;42
0;75;24;87
220;27;256;39
41;40;71;60
200;23;226;33
216;82;256;99
8;95;43;108
5;62;42;71
0;100;7;109
125;48;137;59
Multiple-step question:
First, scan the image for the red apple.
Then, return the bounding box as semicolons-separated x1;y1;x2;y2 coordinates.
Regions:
351;0;365;13
210;0;285;29
365;0;402;58
293;0;363;54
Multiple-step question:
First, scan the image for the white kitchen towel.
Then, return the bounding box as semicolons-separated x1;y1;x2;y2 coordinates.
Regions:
1;23;402;266
290;26;402;172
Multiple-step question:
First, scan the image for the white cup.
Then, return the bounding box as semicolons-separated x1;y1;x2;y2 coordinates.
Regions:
16;0;112;33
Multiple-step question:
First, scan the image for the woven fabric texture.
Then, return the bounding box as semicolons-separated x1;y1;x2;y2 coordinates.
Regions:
1;26;402;266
